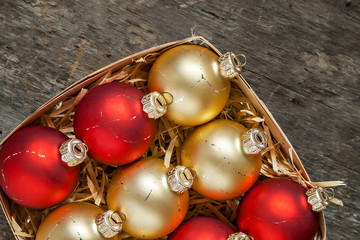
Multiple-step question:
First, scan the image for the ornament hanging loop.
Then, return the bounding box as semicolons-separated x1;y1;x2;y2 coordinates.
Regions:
219;52;247;78
182;167;197;181
326;187;336;200
306;186;335;212
167;165;196;194
228;232;254;240
160;91;174;105
242;128;268;156
59;138;88;167
234;54;247;67
141;91;168;119
96;210;126;238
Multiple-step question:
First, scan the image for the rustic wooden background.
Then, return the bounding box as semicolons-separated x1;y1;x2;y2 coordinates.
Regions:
0;0;359;239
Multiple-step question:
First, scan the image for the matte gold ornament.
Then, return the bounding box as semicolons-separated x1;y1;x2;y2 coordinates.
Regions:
181;119;268;200
36;202;120;240
107;157;189;239
148;44;232;126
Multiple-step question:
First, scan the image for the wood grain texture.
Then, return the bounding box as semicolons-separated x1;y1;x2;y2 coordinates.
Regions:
0;0;359;239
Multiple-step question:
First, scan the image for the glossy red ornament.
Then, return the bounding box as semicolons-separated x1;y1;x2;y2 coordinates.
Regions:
0;126;81;209
168;216;235;240
73;82;158;165
236;178;319;240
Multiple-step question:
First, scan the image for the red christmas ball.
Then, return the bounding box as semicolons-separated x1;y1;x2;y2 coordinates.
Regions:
73;82;157;165
236;178;319;240
0;126;81;209
168;216;235;240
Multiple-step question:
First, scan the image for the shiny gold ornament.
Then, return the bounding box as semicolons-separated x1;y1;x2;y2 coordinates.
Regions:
181;119;268;200
107;157;189;239
148;44;231;126
36;202;119;240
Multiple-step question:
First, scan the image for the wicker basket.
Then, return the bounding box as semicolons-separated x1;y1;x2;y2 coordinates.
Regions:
0;36;327;240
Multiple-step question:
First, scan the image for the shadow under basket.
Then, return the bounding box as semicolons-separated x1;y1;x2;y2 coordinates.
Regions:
0;36;331;240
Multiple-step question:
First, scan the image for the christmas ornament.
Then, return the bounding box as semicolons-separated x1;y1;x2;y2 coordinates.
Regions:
36;202;124;240
0;126;86;209
107;157;190;239
167;216;235;240
181;119;268;200
73;82;159;165
148;44;245;126
236;178;319;240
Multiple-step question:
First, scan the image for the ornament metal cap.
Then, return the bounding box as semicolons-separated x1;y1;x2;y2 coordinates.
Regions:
242;128;268;156
59;138;88;167
167;165;196;194
141;91;169;119
306;186;335;212
219;52;247;78
228;232;254;240
96;210;126;238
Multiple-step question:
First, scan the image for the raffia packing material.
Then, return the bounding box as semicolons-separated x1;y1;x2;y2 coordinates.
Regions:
0;36;336;240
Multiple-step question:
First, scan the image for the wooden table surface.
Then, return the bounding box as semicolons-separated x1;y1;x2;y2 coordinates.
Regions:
0;0;359;239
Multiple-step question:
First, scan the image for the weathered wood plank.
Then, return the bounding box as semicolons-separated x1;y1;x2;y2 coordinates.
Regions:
0;0;359;239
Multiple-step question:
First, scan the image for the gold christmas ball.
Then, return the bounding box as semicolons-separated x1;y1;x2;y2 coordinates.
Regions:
181;119;267;200
107;157;189;239
36;202;118;240
148;44;231;126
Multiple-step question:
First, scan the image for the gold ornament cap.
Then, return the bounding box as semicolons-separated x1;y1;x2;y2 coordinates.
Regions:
95;210;125;238
167;165;196;194
306;186;335;212
228;232;254;240
59;138;88;167
242;128;268;156
141;91;168;119
218;52;247;78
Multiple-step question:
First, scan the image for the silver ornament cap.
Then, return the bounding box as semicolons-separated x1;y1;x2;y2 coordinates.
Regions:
59;138;88;167
242;128;268;155
141;91;168;119
167;165;196;194
218;52;247;78
228;232;254;240
96;210;125;238
306;186;334;212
